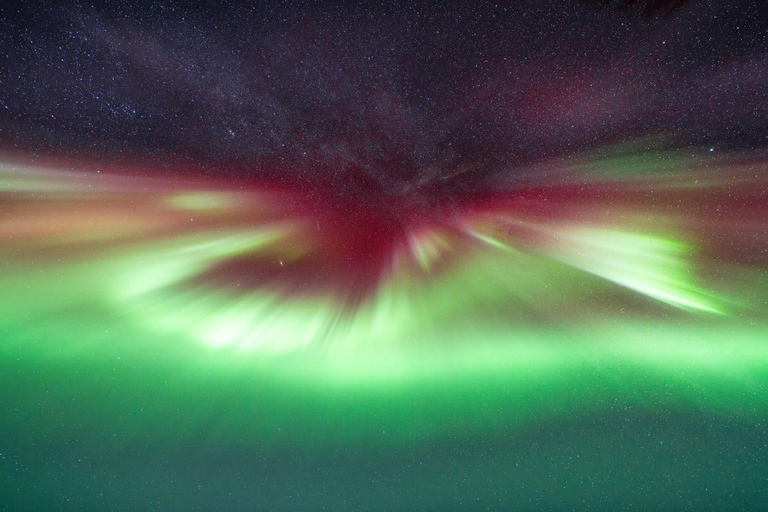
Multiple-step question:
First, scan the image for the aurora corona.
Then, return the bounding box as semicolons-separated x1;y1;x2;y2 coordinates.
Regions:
1;146;765;380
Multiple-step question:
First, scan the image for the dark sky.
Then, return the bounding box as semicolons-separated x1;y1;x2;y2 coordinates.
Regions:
1;0;766;200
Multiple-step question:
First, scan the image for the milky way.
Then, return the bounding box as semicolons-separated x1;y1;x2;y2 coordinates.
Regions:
1;1;767;510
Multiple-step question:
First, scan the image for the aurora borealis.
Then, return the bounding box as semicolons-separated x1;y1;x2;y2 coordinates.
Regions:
2;1;768;510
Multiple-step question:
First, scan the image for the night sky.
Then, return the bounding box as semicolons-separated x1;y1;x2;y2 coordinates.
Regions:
1;1;767;510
